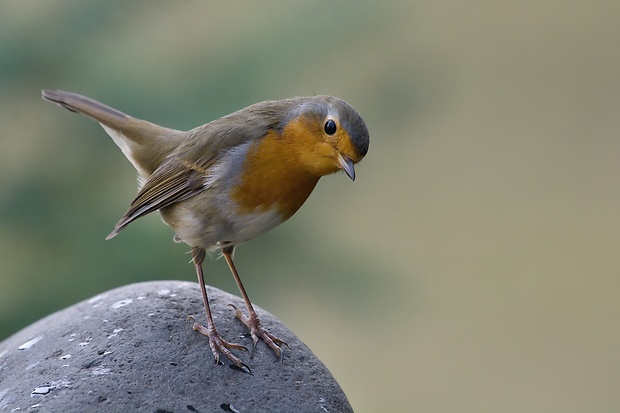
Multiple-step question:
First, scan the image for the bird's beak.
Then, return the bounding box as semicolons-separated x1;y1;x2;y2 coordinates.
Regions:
338;154;356;181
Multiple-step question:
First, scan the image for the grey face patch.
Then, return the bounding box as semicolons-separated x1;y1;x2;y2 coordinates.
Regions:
278;97;328;131
335;100;369;158
262;95;369;162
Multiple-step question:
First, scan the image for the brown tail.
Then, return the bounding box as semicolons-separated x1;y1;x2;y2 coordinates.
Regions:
42;89;184;173
42;89;182;143
43;90;137;133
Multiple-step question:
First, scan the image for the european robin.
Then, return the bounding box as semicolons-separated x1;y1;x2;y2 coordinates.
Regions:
41;89;369;370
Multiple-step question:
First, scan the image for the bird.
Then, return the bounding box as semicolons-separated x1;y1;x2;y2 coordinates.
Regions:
41;89;369;371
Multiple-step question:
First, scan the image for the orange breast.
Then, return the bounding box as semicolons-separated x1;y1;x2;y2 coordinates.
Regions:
230;127;321;220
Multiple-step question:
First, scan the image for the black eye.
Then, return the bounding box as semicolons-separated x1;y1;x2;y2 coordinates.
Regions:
324;119;337;135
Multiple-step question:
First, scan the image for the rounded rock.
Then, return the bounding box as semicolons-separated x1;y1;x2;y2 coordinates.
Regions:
0;281;353;413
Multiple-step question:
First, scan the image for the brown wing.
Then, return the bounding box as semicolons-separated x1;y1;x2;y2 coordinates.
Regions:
106;156;215;239
103;97;299;239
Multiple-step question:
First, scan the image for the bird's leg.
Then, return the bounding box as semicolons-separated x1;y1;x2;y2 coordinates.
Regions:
188;247;250;372
221;246;287;360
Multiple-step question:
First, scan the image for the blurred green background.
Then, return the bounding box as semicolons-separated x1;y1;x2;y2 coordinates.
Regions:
1;1;619;411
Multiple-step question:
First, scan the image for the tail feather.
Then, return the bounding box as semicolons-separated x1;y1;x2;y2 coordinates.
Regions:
42;90;137;133
42;89;184;174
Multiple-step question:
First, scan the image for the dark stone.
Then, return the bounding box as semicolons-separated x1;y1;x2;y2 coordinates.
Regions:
0;281;353;413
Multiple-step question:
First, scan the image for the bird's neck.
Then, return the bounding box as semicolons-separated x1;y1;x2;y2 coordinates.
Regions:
230;130;321;219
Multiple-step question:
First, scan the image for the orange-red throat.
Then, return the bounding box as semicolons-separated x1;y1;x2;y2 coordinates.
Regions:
230;128;320;220
230;111;360;220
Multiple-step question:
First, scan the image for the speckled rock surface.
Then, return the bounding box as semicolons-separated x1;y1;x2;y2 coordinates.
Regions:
0;281;352;413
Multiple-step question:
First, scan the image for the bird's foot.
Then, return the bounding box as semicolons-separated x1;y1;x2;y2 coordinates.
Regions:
187;315;251;374
228;304;288;361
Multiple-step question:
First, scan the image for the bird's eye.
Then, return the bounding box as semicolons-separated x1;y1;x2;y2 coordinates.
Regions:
324;119;337;135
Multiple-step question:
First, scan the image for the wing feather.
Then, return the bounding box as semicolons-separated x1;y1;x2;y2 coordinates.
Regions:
106;156;215;239
103;98;294;240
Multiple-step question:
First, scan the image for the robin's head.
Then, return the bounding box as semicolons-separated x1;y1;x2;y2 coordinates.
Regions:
280;96;369;181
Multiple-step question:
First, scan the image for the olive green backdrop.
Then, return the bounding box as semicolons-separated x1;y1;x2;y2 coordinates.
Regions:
1;1;619;412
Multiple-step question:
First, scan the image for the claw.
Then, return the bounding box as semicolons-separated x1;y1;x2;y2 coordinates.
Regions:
188;315;249;371
230;362;253;375
227;304;287;361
